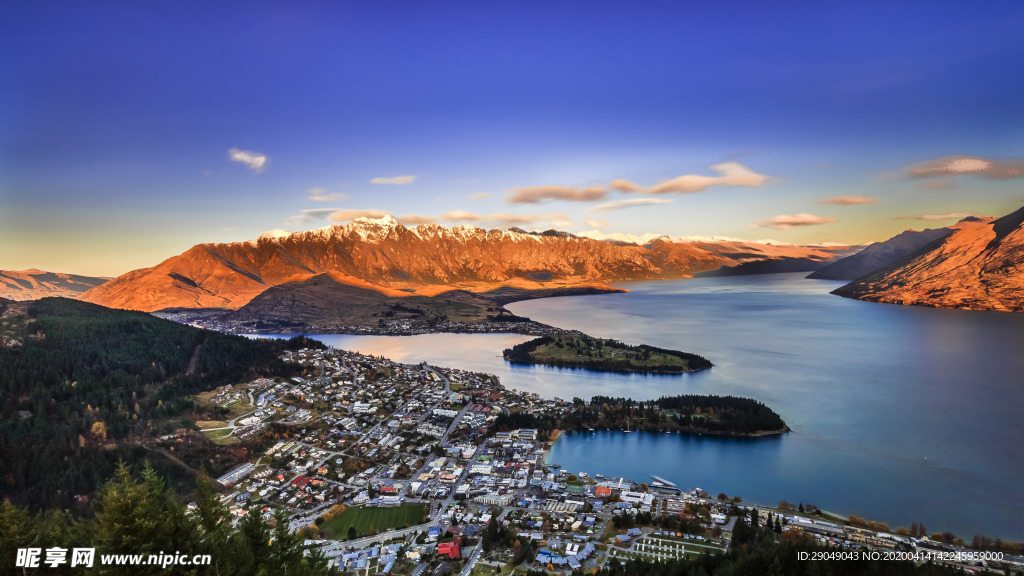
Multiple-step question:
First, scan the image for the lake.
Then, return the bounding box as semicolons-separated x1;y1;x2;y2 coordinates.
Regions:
265;273;1024;540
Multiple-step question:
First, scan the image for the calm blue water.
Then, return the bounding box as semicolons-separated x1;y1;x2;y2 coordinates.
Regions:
263;273;1024;540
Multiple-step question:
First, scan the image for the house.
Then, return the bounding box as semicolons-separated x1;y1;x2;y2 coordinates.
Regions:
437;541;460;560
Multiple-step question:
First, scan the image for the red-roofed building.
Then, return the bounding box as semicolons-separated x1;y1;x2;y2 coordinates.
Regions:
595;486;612;497
437;541;460;560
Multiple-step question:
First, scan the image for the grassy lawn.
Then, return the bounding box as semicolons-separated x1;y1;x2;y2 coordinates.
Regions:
201;428;239;445
196;420;228;429
320;503;428;540
469;564;503;576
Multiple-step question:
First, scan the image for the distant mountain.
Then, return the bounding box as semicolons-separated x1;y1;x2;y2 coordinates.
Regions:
807;227;959;280
80;216;851;312
0;269;109;300
833;206;1024;311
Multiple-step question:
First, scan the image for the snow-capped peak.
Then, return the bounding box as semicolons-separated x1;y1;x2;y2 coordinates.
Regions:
258;229;293;241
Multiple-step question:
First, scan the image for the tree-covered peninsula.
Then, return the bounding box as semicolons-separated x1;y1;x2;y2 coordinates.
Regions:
503;334;712;373
492;394;789;438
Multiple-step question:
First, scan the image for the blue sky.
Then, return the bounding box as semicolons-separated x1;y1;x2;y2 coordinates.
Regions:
2;1;1024;276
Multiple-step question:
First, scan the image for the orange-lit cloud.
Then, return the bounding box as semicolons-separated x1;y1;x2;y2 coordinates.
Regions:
505;185;607;204
440;210;569;224
644;162;770;194
469;193;492;199
609;179;643;192
905;156;1024;179
397;214;436;225
750;213;836;230
586;198;674;213
228;148;268;172
584;219;609;228
818;195;877;205
328;209;392;222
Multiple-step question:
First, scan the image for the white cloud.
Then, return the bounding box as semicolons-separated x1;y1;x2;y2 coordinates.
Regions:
584;219;609;228
750;213;837;230
905;155;1024;179
549;220;574;228
585;198;675;213
644;162;770;195
505;185;607;204
371;175;417;185
228;148;268;173
307;187;349;202
286;208;340;226
818;195;877;205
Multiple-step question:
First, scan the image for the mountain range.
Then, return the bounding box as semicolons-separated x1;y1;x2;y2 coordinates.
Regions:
832;206;1024;312
79;216;851;312
0;269;109;301
807;227;959;281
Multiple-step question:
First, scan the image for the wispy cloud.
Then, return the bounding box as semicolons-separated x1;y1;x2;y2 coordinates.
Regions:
585;198;674;214
440;210;569;224
609;179;644;192
505;185;607;204
905;155;1024;179
371;175;417;185
750;213;837;230
818;195;877;205
644;162;770;195
307;187;349;202
228;148;268;173
328;209;392;222
918;179;957;190
287;208;340;226
584;219;609;228
320;209;569;227
469;192;492;199
896;212;981;221
397;214;436;225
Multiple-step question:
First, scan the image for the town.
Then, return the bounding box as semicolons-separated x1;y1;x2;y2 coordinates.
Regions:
173;345;1022;576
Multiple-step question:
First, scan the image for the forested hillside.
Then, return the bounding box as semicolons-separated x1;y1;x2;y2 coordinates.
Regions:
0;297;309;510
0;464;333;575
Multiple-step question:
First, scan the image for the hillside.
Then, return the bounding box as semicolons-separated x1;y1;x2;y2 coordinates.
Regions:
79;216;850;312
227;271;622;332
808;226;968;280
833;206;1024;311
0;268;109;300
0;297;306;510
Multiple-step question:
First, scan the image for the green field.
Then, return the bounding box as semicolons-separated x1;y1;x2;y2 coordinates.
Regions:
321;503;428;539
201;428;239;445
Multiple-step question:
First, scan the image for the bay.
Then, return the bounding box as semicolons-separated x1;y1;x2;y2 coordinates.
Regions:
261;273;1024;540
